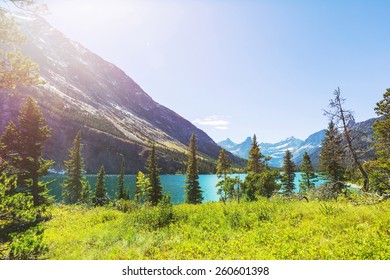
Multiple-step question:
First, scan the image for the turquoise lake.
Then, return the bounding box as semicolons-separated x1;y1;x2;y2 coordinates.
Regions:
44;173;327;204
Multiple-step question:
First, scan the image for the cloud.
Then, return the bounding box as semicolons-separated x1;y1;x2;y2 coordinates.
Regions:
192;115;230;130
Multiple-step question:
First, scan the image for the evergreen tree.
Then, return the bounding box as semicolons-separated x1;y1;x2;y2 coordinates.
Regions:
0;173;36;228
216;148;235;203
62;131;89;204
299;151;318;193
373;88;390;159
319;121;345;183
243;134;273;200
146;144;162;206
184;134;203;204
93;165;108;206
13;97;53;206
117;157;126;200
281;149;296;196
247;135;266;174
135;171;151;204
365;88;390;194
0;172;47;259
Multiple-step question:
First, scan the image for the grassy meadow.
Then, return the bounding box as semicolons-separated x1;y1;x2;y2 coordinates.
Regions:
41;197;390;260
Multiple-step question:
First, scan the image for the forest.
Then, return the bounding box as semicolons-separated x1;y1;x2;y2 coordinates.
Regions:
1;1;390;260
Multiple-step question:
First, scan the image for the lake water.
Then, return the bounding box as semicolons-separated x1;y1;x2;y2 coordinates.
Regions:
44;173;327;204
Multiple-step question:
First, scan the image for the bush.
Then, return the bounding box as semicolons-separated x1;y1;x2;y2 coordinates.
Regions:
156;194;174;228
9;226;47;260
115;199;138;213
310;182;348;201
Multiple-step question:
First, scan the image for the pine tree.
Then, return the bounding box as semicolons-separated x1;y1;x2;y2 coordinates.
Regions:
243;134;273;200
117;157;126;200
299;151;318;193
62;131;89;204
146;144;162;206
0;172;46;259
247;135;266;174
15;97;53;206
184;134;203;204
281;149;296;196
93;165;108;206
373;88;390;159
365;88;390;194
319;121;345;183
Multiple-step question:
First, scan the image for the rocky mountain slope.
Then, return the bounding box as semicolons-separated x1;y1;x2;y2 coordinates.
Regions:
0;11;245;173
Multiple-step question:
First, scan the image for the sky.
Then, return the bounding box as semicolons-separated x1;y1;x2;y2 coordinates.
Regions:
42;0;390;144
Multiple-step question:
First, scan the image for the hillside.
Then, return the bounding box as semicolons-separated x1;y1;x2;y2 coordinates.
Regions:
0;11;245;173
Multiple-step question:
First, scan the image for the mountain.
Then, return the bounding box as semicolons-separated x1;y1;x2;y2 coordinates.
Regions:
219;135;308;167
260;136;305;167
292;130;325;167
219;118;376;168
218;138;237;150
0;11;245;173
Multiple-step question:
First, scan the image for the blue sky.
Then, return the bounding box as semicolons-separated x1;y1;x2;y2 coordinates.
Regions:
45;0;390;143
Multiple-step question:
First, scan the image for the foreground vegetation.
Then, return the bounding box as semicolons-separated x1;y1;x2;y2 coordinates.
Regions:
42;197;390;260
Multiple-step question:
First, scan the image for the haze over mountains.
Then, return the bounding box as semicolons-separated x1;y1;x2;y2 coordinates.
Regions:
219;118;377;168
0;11;245;173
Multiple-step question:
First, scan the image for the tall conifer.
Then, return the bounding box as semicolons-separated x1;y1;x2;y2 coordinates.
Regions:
247;135;265;174
184;134;203;204
62;131;89;204
281;149;296;196
319;121;345;182
93;165;107;206
243;134;271;200
299;151;317;193
15;97;53;206
366;88;390;194
146;144;162;206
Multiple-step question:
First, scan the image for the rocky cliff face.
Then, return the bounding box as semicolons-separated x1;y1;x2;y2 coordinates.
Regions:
0;12;245;173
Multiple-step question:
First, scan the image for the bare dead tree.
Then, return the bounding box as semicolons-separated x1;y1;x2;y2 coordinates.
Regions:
324;87;369;191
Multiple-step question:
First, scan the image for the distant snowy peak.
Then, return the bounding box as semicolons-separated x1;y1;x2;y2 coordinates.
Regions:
218;138;237;149
219;133;324;168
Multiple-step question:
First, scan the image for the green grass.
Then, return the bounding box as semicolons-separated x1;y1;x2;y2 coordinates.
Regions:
41;198;390;260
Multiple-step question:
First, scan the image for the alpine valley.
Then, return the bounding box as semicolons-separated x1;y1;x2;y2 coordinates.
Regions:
0;11;246;173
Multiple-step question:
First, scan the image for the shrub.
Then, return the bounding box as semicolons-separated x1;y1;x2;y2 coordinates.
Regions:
9;226;47;260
